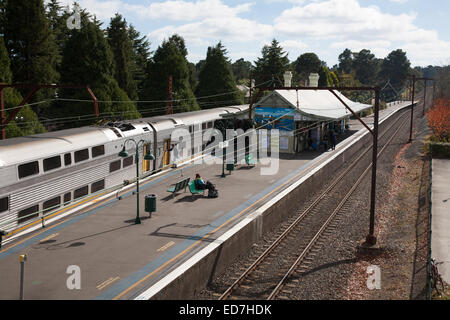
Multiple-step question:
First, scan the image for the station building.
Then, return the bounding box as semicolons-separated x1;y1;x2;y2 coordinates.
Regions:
252;72;373;153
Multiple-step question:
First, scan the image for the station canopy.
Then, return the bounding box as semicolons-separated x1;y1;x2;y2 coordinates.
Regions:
256;89;373;121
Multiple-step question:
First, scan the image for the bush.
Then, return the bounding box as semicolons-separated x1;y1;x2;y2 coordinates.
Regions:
426;98;450;142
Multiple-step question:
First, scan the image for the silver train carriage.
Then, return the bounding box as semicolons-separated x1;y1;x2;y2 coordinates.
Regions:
0;105;248;232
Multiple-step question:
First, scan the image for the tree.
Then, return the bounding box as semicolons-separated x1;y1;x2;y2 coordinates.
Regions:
435;65;450;99
4;0;59;113
107;14;138;101
141;35;199;114
338;49;353;74
0;36;45;138
195;42;243;109
58;13;140;127
254;39;290;86
426;98;450;142
128;24;151;100
379;49;411;93
353;49;379;85
232;58;253;82
294;53;321;85
318;66;334;87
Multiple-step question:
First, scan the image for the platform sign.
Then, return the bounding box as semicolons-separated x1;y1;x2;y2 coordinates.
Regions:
255;107;294;131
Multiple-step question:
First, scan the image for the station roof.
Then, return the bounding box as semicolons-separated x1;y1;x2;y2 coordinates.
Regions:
255;89;372;121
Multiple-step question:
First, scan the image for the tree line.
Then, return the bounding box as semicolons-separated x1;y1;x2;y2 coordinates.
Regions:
0;0;448;139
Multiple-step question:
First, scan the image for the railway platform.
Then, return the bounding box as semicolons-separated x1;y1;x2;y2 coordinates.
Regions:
0;101;413;300
431;158;450;284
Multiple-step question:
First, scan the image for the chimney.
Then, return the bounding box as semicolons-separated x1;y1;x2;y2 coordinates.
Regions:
284;71;293;87
308;73;319;87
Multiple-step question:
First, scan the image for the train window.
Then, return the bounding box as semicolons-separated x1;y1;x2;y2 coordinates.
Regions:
92;145;105;158
63;193;71;205
43;155;61;172
202;123;207;130
109;160;121;173
18;161;39;179
189;126;193;133
0;197;8;213
74;149;89;163
64;153;72;166
74;186;88;200
91;180;105;193
123;156;134;168
208;122;213;129
18;205;39;224
43;197;61;214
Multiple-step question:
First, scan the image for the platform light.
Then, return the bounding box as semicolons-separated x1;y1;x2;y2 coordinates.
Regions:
117;139;155;224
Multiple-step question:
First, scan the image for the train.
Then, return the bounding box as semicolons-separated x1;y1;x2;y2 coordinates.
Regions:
0;105;249;232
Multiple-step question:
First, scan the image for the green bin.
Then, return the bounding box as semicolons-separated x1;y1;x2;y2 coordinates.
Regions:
145;194;157;213
226;163;235;172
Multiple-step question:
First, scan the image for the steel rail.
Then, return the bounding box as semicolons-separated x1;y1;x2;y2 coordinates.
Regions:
267;112;411;300
219;108;410;300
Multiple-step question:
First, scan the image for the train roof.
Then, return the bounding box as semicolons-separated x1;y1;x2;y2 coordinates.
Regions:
0;126;116;167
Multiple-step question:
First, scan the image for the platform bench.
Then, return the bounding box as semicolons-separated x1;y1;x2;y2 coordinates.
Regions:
167;178;190;197
189;181;205;196
245;154;257;166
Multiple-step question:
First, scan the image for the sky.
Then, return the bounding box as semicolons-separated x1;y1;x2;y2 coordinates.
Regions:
54;0;450;68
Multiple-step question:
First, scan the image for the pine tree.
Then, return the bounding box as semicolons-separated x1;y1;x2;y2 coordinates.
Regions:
353;49;379;85
294;53;322;85
141;36;199;114
107;14;138;101
338;49;354;74
254;39;289;86
128;24;151;100
58;12;140;127
195;42;243;109
45;0;71;71
0;36;45;138
4;0;59;113
380;49;411;93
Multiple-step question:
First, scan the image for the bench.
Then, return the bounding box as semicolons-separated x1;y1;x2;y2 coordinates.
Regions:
188;181;205;196
167;178;190;198
245;154;257;166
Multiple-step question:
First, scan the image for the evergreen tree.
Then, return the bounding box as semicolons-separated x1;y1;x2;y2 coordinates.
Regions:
353;49;379;85
45;0;71;71
294;53;321;85
254;39;289;87
4;0;59;113
107;14;138;101
380;49;411;93
195;42;243;109
318;66;334;87
0;36;45;138
232;58;253;82
58;13;140;127
338;49;354;74
141;35;199;114
128;24;151;100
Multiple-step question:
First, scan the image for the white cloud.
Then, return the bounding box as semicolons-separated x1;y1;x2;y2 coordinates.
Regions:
124;0;254;21
273;0;450;65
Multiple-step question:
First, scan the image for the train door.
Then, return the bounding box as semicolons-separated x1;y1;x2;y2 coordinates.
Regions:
163;139;171;166
143;143;151;173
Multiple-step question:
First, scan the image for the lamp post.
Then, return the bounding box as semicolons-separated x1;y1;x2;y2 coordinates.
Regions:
119;139;155;224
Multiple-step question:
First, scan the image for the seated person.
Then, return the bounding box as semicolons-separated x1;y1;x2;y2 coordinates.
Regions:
195;174;216;191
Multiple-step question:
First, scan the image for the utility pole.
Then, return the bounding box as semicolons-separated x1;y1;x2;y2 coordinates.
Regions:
409;75;415;143
423;79;427;116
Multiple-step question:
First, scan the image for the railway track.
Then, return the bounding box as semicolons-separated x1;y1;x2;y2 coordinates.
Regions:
217;108;411;300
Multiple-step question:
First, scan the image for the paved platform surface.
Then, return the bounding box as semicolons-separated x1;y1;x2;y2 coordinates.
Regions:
0;101;411;300
431;158;450;284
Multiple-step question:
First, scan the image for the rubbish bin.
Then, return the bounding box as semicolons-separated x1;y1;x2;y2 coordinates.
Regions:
145;194;157;213
226;163;235;172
